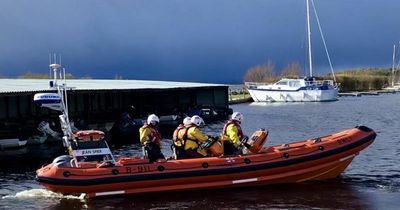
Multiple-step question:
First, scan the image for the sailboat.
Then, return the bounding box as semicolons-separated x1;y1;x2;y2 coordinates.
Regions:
384;43;400;91
247;0;339;102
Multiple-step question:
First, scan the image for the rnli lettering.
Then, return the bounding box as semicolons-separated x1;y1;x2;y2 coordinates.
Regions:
137;165;150;173
125;166;150;173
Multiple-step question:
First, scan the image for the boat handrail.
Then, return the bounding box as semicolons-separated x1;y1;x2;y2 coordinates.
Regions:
245;80;335;88
305;80;335;86
244;82;272;87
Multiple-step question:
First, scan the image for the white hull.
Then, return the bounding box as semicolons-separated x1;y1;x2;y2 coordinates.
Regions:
383;86;400;91
248;88;338;102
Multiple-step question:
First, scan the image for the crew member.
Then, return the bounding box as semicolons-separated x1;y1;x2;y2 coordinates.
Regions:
172;116;191;159
221;112;247;155
139;114;165;162
177;115;209;158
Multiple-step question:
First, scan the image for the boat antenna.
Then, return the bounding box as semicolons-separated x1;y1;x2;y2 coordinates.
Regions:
48;55;73;141
306;0;313;77
49;54;52;79
63;67;69;118
311;0;336;83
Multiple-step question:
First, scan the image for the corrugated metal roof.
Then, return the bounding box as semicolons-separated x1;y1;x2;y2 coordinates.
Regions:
0;79;226;94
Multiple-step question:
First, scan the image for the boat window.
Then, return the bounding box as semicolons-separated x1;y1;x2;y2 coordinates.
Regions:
276;81;288;86
289;81;301;87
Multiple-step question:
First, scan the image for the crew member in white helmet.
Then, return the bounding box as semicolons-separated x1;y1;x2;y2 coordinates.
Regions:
221;112;247;155
139;114;165;162
172;116;192;159
177;115;209;158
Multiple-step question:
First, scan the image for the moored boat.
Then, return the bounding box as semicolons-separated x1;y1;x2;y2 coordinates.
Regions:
36;125;376;198
246;0;339;102
246;78;338;102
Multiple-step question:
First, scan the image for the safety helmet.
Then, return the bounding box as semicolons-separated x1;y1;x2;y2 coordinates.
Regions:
231;112;243;123
147;114;160;126
183;116;191;126
190;115;205;127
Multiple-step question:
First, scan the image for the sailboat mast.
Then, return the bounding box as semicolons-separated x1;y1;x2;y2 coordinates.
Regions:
306;0;313;77
392;44;396;87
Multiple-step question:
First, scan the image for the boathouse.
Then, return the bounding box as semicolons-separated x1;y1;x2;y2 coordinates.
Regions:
0;79;230;141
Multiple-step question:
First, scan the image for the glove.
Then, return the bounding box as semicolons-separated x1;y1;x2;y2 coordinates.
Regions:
241;135;249;143
240;136;251;148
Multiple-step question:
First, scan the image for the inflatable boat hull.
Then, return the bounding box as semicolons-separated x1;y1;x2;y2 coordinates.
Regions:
36;126;376;198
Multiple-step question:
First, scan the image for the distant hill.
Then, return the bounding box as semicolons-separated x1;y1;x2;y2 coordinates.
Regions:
1;72;93;79
17;72;75;79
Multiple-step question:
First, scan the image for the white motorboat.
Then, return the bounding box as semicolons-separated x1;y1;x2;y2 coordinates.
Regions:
247;77;338;102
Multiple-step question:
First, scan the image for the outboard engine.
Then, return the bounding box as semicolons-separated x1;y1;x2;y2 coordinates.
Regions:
33;93;63;111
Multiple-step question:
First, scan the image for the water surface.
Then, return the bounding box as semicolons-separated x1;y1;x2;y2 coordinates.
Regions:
1;94;399;209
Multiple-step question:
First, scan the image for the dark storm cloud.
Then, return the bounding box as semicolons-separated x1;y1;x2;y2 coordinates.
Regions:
0;0;399;83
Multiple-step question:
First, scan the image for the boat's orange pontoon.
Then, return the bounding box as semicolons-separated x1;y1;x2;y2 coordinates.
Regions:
36;125;376;198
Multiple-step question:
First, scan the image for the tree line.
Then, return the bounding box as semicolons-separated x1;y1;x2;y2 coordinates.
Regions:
243;61;398;92
244;61;302;83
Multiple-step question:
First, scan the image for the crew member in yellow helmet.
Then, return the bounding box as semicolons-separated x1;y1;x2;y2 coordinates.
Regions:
177;115;209;158
221;112;247;155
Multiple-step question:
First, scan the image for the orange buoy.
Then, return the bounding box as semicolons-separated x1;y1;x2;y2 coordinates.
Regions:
74;130;105;141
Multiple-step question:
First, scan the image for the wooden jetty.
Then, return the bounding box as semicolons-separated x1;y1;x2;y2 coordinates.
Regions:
339;89;398;97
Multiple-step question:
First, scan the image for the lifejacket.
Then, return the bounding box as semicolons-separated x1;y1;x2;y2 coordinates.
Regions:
222;120;244;141
172;124;185;147
182;124;201;149
143;123;162;146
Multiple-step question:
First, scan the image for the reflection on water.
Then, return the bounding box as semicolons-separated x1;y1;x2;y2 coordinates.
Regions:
1;94;400;209
84;181;374;210
0;179;377;210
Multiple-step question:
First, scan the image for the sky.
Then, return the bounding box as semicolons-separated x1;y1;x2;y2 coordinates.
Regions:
0;0;399;83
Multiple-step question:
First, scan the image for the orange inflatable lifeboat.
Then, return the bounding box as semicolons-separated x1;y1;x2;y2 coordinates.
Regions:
36;125;376;198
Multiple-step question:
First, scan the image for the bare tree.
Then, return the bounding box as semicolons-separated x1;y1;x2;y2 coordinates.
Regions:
281;61;301;78
244;60;276;83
